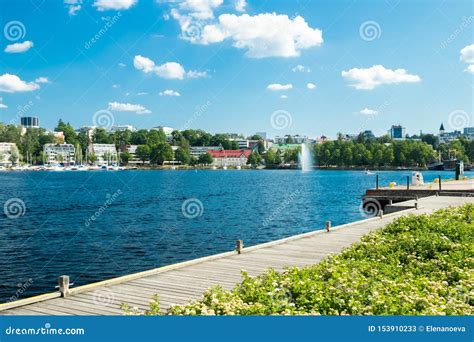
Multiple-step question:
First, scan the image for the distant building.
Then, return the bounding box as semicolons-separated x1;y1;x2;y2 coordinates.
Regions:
44;143;75;165
208;149;252;167
362;130;376;140
274;135;308;144
463;127;474;140
110;125;136;132
189;146;223;159
152;126;174;135
0;143;18;166
89;144;117;165
20;116;39;128
53;131;65;144
118;145;141;165
439;123;462;143
78;126;97;140
316;135;329;144
388;125;405;140
229;138;250;149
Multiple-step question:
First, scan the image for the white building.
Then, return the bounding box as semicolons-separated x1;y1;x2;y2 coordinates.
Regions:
110;125;136;132
229;139;250;149
274;135;308;144
89;144;117;165
189;146;223;158
44;144;76;165
208;150;252;167
119;145;141;165
0;143;18;166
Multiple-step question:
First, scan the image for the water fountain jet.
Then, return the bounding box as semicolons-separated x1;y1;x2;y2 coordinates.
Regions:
298;143;314;172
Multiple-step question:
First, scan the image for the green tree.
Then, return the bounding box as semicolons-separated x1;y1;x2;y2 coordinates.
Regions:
198;152;213;165
174;147;191;165
88;153;97;164
120;151;132;165
150;143;173;165
136;145;150;164
247;151;262;167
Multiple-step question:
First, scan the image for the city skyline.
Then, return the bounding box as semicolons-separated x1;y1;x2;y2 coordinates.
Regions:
0;0;472;138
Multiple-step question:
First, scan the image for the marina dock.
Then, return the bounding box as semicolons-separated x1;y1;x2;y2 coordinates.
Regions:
0;195;473;316
363;178;474;214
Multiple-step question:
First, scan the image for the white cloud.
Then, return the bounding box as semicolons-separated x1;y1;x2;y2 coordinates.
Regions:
341;65;421;90
460;44;474;64
108;101;151;114
35;77;50;84
155;62;186;79
4;41;34;53
178;0;223;20
460;44;474;74
177;12;323;58
359;107;378;115
0;103;7;109
0;73;40;93
112;84;119;88
133;55;156;73
267;83;293;91
292;64;311;73
159;89;181;96
136;92;148;96
465;64;474;74
307;82;316;90
133;55;205;79
118;62;126;67
235;0;246;12
280;94;288;99
64;0;82;15
93;0;137;11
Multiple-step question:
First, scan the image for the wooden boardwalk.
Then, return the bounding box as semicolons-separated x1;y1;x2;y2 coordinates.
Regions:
1;195;472;316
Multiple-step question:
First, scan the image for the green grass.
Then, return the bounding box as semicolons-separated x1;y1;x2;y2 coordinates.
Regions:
122;204;474;315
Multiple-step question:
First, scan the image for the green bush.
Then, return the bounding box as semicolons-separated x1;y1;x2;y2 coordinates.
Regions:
122;204;473;315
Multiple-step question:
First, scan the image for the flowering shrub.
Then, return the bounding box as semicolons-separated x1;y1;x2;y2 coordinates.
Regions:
123;204;473;315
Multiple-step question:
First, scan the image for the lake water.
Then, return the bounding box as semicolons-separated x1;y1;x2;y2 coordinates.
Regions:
0;169;468;302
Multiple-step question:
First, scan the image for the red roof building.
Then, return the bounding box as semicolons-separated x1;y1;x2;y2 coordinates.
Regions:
207;149;252;167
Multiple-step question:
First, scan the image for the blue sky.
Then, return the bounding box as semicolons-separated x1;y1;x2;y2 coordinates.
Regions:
0;0;472;138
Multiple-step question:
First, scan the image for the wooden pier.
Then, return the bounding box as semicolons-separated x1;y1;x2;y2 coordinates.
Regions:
362;178;474;214
1;195;473;316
